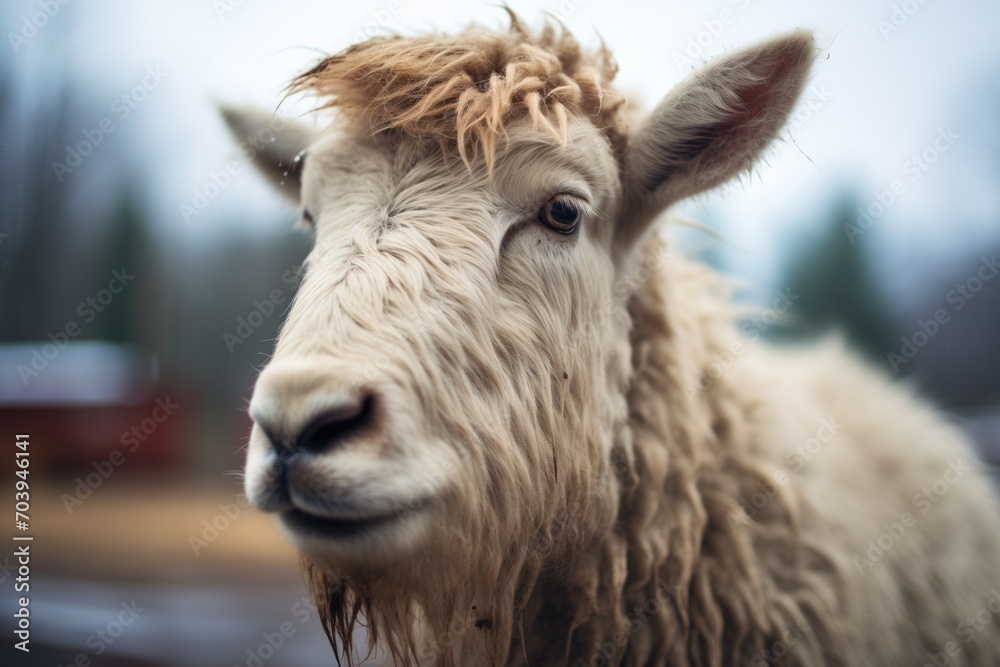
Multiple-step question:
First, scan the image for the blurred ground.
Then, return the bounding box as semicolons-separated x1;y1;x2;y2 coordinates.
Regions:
1;480;382;667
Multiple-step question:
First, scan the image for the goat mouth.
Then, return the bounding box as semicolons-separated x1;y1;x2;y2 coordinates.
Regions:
280;503;427;541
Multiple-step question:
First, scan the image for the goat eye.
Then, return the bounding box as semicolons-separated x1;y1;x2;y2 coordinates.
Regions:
539;196;580;234
302;209;315;226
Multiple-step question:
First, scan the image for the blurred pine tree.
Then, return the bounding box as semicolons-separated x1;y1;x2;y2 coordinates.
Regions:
767;194;897;362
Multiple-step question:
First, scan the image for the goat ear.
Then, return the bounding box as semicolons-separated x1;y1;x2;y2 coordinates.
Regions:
618;30;815;247
218;104;314;203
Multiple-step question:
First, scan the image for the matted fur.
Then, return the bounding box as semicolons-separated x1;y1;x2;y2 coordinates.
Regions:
289;12;626;170
235;15;1000;667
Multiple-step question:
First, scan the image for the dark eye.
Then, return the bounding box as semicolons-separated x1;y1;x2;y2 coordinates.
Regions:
302;209;314;226
539;196;580;235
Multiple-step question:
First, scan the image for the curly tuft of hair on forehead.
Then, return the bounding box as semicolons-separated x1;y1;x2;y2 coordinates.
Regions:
288;11;627;171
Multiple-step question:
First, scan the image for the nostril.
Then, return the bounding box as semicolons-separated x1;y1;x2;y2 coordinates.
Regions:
295;395;376;454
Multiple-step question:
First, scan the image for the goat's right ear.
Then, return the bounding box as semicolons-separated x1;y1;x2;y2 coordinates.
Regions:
219;104;314;203
618;30;815;249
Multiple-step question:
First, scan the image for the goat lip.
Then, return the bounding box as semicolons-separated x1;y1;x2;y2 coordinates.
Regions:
286;487;393;521
280;506;410;540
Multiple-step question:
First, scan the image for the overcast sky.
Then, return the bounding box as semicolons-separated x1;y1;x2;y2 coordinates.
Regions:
4;0;1000;310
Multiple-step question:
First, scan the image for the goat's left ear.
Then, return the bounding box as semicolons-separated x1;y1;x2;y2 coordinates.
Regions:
219;104;314;203
618;30;815;247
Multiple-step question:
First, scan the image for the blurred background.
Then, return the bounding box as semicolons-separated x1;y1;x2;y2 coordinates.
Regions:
1;0;998;665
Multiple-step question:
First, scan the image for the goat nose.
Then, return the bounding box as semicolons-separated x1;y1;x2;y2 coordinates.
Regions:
249;361;381;457
287;395;375;455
